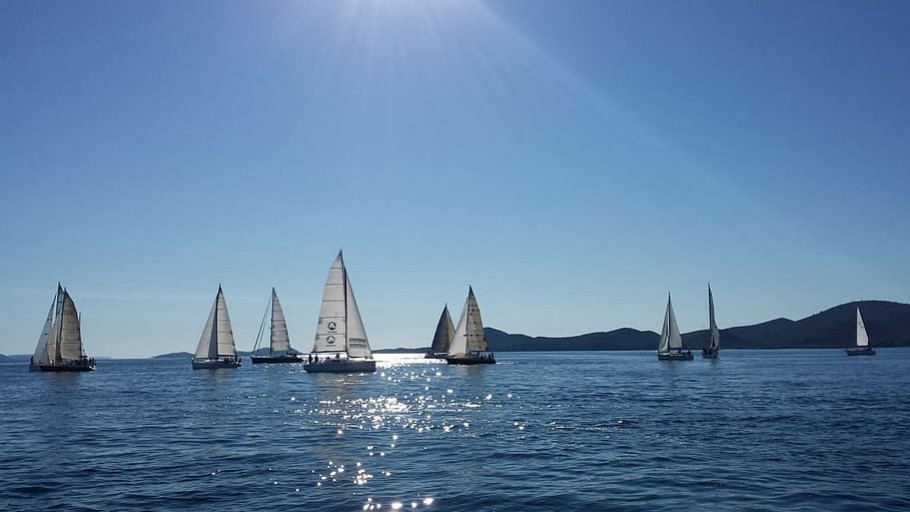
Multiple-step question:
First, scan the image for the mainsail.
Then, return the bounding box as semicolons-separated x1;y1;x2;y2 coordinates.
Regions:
658;294;684;353
708;285;720;351
447;287;488;357
856;307;869;348
194;286;237;360
269;288;292;354
430;305;455;354
312;251;373;358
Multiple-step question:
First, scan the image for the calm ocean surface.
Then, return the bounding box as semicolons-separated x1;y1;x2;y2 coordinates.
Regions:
2;350;909;511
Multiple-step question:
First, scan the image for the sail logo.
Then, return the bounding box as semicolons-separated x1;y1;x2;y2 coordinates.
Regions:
326;335;336;345
328;321;337;331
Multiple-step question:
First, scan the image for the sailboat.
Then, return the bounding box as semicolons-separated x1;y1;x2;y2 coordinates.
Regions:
303;251;377;373
425;305;454;359
657;293;693;361
30;284;95;372
192;285;241;369
251;288;303;364
702;285;719;359
846;307;876;356
446;287;496;365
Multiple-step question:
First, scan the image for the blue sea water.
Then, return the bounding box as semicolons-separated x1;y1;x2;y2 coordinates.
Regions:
1;350;909;511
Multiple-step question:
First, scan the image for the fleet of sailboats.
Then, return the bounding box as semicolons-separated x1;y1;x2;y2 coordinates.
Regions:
24;274;896;373
251;288;303;364
702;285;720;359
426;305;454;359
30;284;95;372
657;293;693;361
303;251;377;373
846;307;876;356
192;286;242;369
446;287;496;365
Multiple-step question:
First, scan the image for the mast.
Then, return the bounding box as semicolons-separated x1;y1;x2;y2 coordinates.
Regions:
55;286;65;363
342;250;349;357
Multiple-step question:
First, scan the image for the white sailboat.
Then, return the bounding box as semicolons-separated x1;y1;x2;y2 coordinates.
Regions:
446;286;496;365
657;293;693;361
192;285;241;369
251;288;303;364
702;285;719;359
304;251;377;373
846;306;876;356
30;284;95;372
426;304;454;359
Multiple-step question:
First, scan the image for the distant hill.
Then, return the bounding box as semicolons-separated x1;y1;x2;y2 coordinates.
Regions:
486;300;910;351
0;354;33;363
152;352;193;360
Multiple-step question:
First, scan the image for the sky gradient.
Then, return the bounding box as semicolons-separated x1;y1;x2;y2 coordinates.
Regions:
2;0;909;357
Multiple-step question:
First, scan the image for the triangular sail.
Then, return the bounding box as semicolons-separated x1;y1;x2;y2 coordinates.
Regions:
856;307;869;348
33;288;59;365
708;286;720;351
344;270;372;359
465;288;488;352
214;288;237;357
447;287;488;357
658;294;684;352
58;290;85;360
313;252;347;353
270;288;292;354
430;305;455;353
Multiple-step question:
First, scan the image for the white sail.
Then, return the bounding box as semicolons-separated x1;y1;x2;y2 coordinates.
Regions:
195;297;217;359
448;300;469;357
430;305;455;353
194;286;237;360
32;288;58;365
658;294;684;352
344;270;372;358
214;288;237;357
270;288;292;354
313;252;347;353
447;287;488;357
708;285;720;350
58;290;85;360
856;307;869;348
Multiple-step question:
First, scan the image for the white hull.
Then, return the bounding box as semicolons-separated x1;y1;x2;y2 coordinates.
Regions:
304;359;376;373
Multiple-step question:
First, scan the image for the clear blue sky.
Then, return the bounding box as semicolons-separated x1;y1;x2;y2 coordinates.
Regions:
2;0;909;358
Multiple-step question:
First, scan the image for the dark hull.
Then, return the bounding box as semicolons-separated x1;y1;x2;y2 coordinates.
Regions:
304;359;376;373
446;357;496;365
192;359;242;370
846;348;876;356
702;348;718;359
251;355;303;364
32;363;95;372
658;351;693;361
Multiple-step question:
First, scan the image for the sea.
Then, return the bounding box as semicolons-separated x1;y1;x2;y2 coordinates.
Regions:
1;350;909;511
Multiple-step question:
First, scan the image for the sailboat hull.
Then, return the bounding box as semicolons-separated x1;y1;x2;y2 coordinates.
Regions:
192;358;241;369
32;362;96;372
846;347;876;356
701;348;718;359
657;351;693;361
445;356;496;365
251;355;304;364
304;359;377;373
